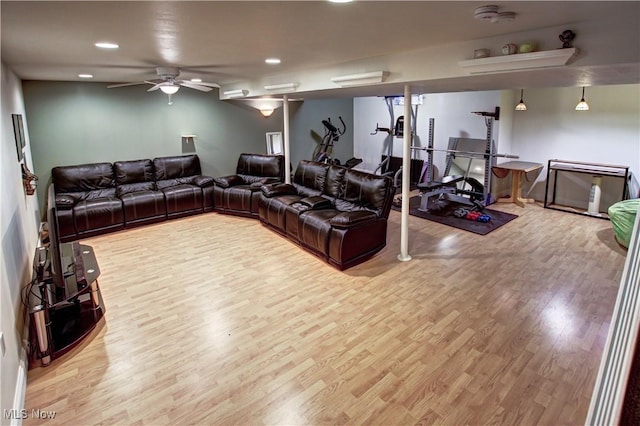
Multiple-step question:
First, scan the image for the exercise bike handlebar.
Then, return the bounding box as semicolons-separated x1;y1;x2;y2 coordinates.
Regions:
322;116;346;136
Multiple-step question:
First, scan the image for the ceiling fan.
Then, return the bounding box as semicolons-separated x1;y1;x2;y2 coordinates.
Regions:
107;66;220;95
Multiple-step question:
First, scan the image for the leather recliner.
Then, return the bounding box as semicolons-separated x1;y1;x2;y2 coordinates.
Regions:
213;153;285;218
259;160;395;270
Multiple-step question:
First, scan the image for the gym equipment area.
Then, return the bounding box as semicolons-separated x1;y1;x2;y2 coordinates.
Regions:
312;116;362;168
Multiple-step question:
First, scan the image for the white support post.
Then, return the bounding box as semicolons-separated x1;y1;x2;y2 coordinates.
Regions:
398;85;412;262
283;94;291;184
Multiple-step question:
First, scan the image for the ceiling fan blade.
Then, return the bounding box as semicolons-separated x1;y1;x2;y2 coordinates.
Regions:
179;81;213;92
107;81;146;88
147;83;163;92
107;80;159;89
192;81;220;88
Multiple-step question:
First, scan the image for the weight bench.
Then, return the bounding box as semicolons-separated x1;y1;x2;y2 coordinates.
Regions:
416;175;463;212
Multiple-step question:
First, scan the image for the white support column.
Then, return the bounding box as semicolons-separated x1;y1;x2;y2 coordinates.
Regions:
283;94;291;184
398;84;412;262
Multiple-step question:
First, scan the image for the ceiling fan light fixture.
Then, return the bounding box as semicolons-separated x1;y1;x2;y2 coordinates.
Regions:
78;74;93;79
160;84;180;95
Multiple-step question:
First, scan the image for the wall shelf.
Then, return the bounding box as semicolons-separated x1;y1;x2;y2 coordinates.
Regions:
458;48;578;74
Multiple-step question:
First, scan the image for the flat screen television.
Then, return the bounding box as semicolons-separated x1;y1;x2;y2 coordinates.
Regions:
46;185;75;301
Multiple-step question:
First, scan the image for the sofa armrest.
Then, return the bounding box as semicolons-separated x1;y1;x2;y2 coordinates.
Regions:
213;175;244;188
299;196;332;210
261;183;297;198
55;194;76;209
330;211;378;229
194;175;215;188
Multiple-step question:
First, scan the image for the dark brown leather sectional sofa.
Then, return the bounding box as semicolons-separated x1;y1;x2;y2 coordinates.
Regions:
259;160;395;270
50;154;214;242
50;154;395;269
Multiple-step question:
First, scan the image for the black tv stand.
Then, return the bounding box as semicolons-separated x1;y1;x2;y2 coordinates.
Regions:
29;242;105;367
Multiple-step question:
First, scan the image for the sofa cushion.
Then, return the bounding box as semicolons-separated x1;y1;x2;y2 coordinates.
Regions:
213;175;245;188
114;159;154;185
323;165;346;199
161;184;203;216
153;155;201;181
156;177;197;190
335;169;393;216
117;181;155;196
73;197;124;233
52;162;115;193
120;191;166;224
236;153;284;180
293;160;329;197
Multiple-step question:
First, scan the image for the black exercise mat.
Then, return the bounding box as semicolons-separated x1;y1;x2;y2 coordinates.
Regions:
391;196;518;235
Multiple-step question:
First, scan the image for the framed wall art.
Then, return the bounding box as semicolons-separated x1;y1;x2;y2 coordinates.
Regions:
12;113;25;161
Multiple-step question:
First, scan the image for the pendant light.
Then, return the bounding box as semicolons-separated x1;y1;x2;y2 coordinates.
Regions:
575;86;590;111
515;89;527;111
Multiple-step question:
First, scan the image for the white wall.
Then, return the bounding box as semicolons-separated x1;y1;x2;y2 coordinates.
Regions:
509;84;640;205
1;62;40;424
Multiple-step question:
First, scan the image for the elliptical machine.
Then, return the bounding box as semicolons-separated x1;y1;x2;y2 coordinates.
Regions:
312;116;362;168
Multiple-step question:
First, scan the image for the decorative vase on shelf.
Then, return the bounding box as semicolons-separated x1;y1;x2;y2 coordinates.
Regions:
518;42;536;54
502;44;518;55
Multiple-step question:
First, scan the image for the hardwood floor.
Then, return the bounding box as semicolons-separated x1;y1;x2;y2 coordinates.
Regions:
23;202;627;425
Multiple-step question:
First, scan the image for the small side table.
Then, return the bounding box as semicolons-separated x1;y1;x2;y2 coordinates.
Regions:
492;161;543;207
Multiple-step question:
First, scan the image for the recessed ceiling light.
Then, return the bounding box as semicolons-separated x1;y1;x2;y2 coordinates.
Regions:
190;78;202;82
78;74;93;79
95;42;119;49
265;58;281;65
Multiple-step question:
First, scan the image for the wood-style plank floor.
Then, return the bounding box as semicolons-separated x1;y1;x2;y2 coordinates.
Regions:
23;201;627;425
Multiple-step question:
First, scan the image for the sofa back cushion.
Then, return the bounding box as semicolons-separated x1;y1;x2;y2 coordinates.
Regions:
52;162;117;201
293;160;329;197
153;155;201;180
153;155;202;189
335;169;393;216
236;153;284;183
323;165;346;199
114;159;155;196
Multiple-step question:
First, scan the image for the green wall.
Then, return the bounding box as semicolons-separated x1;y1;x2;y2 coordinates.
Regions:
22;81;354;212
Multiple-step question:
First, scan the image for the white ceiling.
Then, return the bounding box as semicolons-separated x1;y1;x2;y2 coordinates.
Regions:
2;1;639;99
